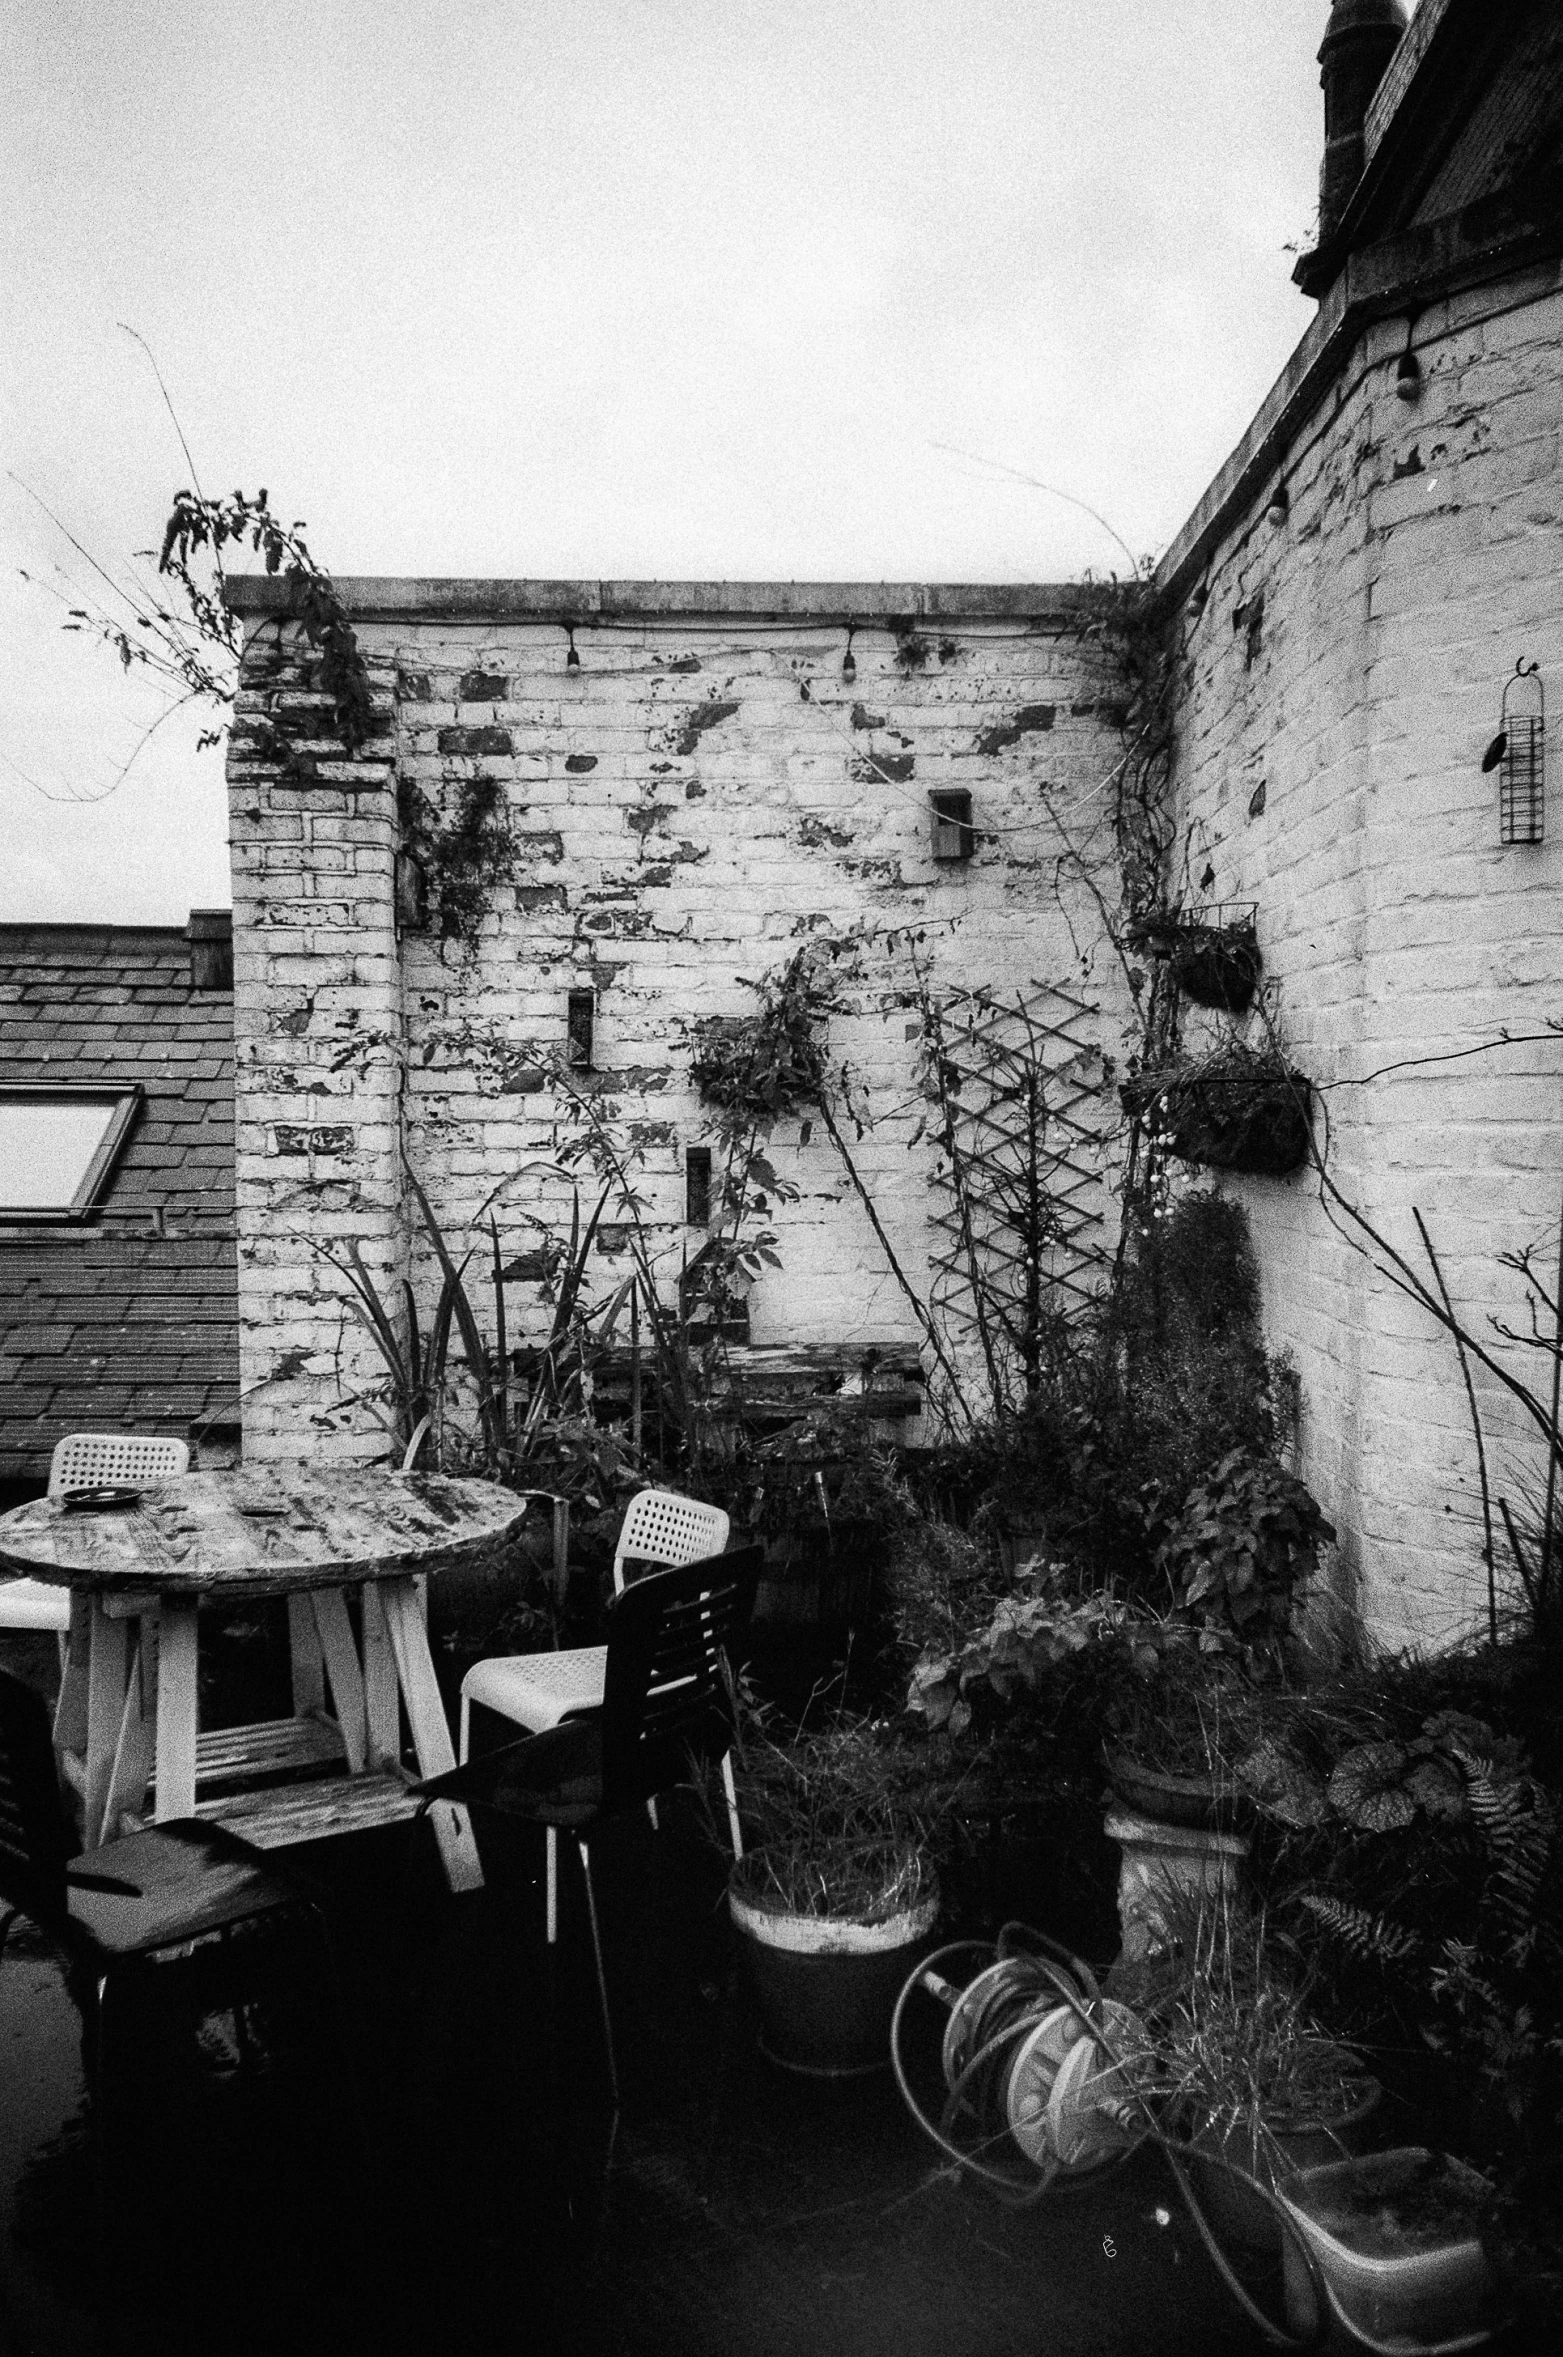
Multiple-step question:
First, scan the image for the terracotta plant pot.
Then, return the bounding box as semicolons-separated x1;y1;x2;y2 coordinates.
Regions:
729;1869;940;2078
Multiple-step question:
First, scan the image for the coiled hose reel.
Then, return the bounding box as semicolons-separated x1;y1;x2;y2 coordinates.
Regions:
891;1922;1331;2349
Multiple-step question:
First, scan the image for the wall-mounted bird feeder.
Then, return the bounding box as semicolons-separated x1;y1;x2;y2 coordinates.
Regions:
929;788;976;861
1483;660;1544;845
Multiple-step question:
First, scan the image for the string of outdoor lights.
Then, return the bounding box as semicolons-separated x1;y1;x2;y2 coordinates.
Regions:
539;611;1148;850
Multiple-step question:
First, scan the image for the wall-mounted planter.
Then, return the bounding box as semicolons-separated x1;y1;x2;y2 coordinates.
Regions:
1121;1049;1312;1177
1131;908;1262;1013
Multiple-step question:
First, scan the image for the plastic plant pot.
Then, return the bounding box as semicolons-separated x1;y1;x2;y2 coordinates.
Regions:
729;1874;940;2078
1276;2147;1496;2353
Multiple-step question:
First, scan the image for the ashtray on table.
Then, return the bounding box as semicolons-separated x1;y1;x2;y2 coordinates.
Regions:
60;1485;143;1513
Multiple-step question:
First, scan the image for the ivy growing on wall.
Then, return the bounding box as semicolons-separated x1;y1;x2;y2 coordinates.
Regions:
397;775;513;950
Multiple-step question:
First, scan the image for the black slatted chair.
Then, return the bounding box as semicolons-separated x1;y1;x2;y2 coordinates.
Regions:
0;1665;346;2205
417;1544;761;2103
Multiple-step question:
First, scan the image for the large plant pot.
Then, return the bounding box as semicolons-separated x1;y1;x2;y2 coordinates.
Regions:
752;1553;874;1634
1187;2076;1382;2259
1277;2148;1496;2353
729;1874;940;2078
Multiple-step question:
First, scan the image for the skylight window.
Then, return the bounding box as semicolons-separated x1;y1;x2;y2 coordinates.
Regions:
0;1087;142;1222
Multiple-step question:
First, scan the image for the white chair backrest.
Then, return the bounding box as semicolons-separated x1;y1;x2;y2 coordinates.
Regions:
48;1433;190;1497
612;1488;730;1593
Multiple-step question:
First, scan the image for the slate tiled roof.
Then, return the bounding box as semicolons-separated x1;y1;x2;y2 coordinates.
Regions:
0;922;240;1479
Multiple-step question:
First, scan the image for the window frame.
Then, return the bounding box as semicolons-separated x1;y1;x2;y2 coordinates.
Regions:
0;1084;144;1225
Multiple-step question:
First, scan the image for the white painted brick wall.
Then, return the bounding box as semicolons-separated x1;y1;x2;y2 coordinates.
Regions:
227;602;1134;1461
1170;267;1563;1650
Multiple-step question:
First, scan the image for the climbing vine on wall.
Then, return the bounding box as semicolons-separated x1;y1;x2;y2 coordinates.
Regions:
397;775;514;950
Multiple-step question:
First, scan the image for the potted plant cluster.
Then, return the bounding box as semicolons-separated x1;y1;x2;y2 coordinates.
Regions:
722;1700;942;2077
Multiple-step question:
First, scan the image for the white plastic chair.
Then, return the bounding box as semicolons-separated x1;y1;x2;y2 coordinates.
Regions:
0;1434;191;1658
458;1487;734;1932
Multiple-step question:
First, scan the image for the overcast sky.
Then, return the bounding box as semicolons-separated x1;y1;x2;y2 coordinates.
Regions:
2;1;1366;925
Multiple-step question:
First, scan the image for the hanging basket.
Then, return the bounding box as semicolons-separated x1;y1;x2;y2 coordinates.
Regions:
1122;1052;1313;1177
1130;907;1262;1012
1170;923;1261;1012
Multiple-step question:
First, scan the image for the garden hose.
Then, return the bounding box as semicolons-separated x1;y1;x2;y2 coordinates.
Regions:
891;1921;1332;2350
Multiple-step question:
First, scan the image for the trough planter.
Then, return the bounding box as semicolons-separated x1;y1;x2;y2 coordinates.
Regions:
1277;2147;1496;2353
729;1871;940;2078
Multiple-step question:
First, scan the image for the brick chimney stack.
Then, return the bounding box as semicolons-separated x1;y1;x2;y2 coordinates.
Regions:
1316;0;1409;247
187;908;233;992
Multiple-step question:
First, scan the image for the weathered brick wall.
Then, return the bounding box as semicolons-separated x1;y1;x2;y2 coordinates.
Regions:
1167;262;1563;1649
226;588;1135;1460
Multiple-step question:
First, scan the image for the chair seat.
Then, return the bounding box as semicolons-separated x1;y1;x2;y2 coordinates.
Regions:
64;1820;301;1958
0;1577;71;1634
462;1645;607;1732
421;1720;604;1830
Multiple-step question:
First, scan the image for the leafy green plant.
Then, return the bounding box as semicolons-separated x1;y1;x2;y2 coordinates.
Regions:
1156;1448;1334;1669
906;1559;1137;1737
317;1147;635;1485
1266;1701;1563;2159
688;941;837;1124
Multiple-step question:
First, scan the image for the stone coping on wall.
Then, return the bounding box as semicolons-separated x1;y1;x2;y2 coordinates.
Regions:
1156;195;1563;604
224;577;1094;625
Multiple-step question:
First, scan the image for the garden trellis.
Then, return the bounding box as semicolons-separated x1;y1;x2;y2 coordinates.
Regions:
925;980;1119;1408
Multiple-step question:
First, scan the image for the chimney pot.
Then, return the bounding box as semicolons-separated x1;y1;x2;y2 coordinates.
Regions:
187;908;233;992
1317;0;1408;249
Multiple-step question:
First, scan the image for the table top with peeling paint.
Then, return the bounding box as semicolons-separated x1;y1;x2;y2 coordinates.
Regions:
0;1467;530;1598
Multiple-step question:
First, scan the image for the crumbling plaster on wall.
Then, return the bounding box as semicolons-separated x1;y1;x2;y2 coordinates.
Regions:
226;601;1136;1461
1168;262;1563;1650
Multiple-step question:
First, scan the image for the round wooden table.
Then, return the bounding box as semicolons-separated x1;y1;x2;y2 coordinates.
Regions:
0;1466;530;1891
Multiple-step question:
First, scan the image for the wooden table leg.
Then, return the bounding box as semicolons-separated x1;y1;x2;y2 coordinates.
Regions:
53;1592;92;1755
378;1576;483;1894
101;1612;160;1840
84;1600;130;1850
310;1589;368;1772
361;1584;400;1770
287;1591;326;1717
153;1596;200;1822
